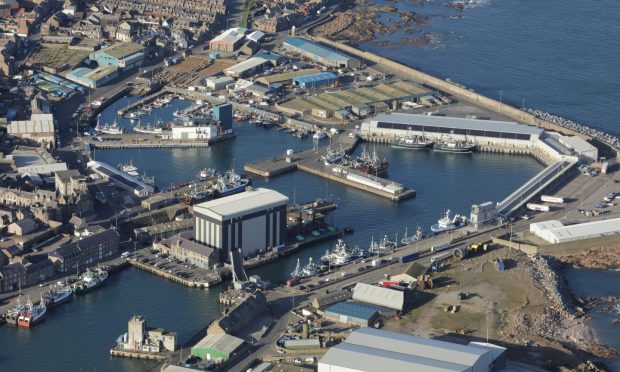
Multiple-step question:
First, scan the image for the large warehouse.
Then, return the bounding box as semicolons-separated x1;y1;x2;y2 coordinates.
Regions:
88;42;144;69
352;282;406;311
224;57;271;78
66;66;118;88
193;188;288;260
530;218;620;244
318;328;501;372
191;333;245;362
292;71;338;89
362;113;544;144
323;301;379;327
283;37;361;69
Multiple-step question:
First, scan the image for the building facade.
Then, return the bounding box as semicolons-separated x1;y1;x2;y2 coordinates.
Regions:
193;188;288;259
154;234;215;269
48;229;120;273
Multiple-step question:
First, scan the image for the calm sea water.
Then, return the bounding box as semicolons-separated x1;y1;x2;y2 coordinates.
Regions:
362;0;620;135
0;268;224;371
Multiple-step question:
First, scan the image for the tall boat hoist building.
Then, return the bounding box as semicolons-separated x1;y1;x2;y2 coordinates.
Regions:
193;188;288;261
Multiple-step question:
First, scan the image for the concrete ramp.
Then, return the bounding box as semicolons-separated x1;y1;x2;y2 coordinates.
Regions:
497;159;576;217
229;248;248;282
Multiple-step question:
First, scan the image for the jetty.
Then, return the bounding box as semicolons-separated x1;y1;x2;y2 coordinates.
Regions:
83;132;235;150
244;133;416;201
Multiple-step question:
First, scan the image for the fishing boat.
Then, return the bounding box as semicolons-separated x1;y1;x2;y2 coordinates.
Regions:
133;122;164;134
5;298;25;325
17;297;47;328
433;137;476;153
321;239;365;267
42;286;73;308
391;135;433;150
430;210;468;234
183;190;212;205
118;160;139;177
321;146;346;165
291;257;320;279
401;226;425;245
368;235;396;256
199;168;217;180
96;120;124;135
71;268;108;295
312;130;326;140
213;169;251;197
343;147;388;176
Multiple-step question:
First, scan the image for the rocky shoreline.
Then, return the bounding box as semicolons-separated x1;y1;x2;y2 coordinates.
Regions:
525;108;620;151
557;245;620;270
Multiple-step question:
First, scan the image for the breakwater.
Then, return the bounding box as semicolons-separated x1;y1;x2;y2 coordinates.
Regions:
313;36;619;157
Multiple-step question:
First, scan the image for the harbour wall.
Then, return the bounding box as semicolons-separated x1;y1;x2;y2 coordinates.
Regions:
314;37;586;138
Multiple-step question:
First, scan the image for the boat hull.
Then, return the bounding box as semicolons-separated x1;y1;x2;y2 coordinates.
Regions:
391;143;432;150
72;280;104;295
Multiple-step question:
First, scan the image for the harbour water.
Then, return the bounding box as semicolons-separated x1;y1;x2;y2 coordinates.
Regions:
0;268;224;372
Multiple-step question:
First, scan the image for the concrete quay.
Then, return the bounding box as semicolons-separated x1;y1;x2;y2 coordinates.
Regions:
110;348;171;361
244;134;415;201
83;132;235;150
127;259;221;288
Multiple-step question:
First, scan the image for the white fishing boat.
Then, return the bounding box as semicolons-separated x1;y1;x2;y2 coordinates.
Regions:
312;130;326;140
430;210;468;234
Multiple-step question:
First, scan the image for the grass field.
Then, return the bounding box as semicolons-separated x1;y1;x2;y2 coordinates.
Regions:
28;47;90;70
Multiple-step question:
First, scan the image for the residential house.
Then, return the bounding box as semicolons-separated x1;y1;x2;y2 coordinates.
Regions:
7;218;37;236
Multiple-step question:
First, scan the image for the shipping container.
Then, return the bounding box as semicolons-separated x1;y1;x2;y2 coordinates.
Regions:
527;203;550;212
430;241;451;253
541;195;565;204
371;259;383;267
399;252;420;263
287;277;300;287
381;281;401;288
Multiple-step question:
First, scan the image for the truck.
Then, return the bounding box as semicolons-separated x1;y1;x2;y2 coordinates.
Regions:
371;259;384;267
430;241;452;253
527;203;550;212
541;195;565;204
399;252;420;263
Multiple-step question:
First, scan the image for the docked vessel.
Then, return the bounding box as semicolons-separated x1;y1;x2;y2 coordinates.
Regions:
321;146;346;165
392;136;433;150
42;286;73;308
401;226;425;245
118;160;139;177
5;298;26;325
96;120;124;135
213;170;251;197
430;210;468;234
233;113;249;121
433;138;476;153
71;268;108;295
312;130;326;140
183;190;212;205
343;147;389;176
199;168;217;180
17;298;47;328
369;235;397;256
321;239;365;267
133;121;164;134
291;257;320;279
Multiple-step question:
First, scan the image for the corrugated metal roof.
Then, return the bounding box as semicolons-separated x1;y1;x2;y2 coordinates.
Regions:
352;283;404;310
292;72;338;85
193;333;244;354
225;57;270;75
371;113;543;135
8;114;54;134
324;301;378;321
319;342;470;372
193;188;288;221
559;135;597;154
211;29;245;44
347;328;490;368
283;37;359;64
545;218;620;242
256;68;321;85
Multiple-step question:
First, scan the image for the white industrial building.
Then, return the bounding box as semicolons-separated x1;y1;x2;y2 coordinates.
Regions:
224;57;271;78
361;113;544;146
558;135;598;163
318;328;503;372
87;161;154;197
170;124;218;140
530;218;620;244
205;76;235;91
7;113;56;147
193;188;288;259
352;282;405;311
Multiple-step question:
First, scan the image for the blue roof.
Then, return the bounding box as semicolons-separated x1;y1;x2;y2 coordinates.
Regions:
292;72;338;85
255;52;282;62
324;301;378;320
67;67;93;78
284;37;358;63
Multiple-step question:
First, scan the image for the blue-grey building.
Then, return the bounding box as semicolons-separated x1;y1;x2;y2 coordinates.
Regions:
292;72;339;89
212;103;233;134
66;66;119;88
89;42;144;70
323;301;379;327
283;37;361;69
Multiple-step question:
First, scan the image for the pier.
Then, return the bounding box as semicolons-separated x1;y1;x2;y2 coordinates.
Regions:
127;258;221;288
83;132;235;150
244;134;416;201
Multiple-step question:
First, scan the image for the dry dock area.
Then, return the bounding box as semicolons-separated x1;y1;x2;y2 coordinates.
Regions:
244;134;416;201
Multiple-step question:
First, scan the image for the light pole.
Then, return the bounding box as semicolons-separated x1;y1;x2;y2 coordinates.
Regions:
499;90;503;113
